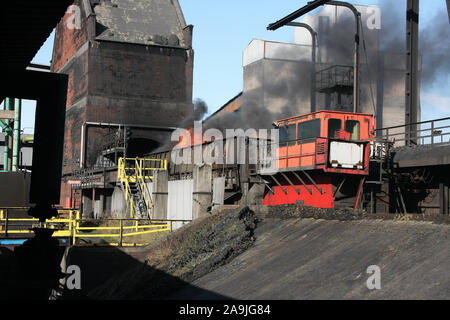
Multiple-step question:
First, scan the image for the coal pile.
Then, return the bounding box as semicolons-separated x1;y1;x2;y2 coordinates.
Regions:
88;206;258;300
265;205;366;221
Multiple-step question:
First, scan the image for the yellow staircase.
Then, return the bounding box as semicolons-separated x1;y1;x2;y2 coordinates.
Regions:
117;158;167;218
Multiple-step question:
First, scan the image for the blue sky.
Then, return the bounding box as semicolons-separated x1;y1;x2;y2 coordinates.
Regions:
10;0;450;132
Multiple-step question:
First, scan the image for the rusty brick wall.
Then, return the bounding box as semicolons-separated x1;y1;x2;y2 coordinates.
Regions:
53;0;194;207
51;0;90;73
88;41;190;103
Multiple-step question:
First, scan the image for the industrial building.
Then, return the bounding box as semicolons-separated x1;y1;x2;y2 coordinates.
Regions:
1;0;450;301
1;0;446;221
2;0;438;219
51;0;194;216
208;4;420;138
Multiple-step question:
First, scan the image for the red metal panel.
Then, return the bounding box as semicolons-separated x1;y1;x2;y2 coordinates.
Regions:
262;174;334;208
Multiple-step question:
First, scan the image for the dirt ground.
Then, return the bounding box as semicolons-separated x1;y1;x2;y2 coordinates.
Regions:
59;205;450;300
85;206;258;299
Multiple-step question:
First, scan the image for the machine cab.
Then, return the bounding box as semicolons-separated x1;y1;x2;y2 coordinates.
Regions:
275;110;374;174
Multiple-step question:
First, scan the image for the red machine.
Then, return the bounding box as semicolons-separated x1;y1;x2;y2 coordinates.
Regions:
261;110;374;209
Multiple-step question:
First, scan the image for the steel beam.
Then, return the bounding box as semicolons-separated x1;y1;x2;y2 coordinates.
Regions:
3;98;11;172
267;0;331;31
439;183;449;215
0;110;15;119
354;177;365;210
333;178;346;198
12;98;21;171
270;175;288;195
405;0;420;146
301;170;323;194
292;171;313;195
263;179;275;195
281;172;301;195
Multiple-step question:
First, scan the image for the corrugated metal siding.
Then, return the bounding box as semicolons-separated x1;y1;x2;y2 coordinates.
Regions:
167;179;193;230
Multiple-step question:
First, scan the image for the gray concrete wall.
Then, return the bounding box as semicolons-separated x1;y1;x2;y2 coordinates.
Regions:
243;58;311;123
212;177;225;209
192;164;212;220
81;189;93;219
152;170;168;220
111;187;126;218
167;179;193;230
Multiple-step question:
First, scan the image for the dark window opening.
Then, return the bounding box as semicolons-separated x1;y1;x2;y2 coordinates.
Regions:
328;118;342;138
345;120;360;140
298;119;321;141
279;124;296;146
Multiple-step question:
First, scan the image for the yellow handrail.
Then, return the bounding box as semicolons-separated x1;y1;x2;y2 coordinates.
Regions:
117;157;167;218
135;158;153;219
118;158;137;217
0;207;190;247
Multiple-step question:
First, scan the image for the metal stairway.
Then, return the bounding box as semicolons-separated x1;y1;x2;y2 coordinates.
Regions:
118;157;167;218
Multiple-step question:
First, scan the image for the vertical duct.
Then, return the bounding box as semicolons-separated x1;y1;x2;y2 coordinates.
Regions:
376;54;385;133
12;98;21;171
447;0;450;23
3;98;11;172
405;0;419;145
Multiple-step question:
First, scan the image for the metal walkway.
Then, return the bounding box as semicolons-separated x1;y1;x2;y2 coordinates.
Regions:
374;116;450;168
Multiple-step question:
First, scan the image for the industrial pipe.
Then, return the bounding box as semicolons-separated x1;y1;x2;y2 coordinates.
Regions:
12;98;21;171
286;22;317;112
267;1;361;113
267;0;332;31
79;122;179;168
328;1;361;113
22;136;34;144
3;98;11;172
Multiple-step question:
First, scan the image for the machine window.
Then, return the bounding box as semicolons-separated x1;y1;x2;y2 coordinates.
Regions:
279;124;296;146
345;120;360;140
298;119;321;140
328;118;342;138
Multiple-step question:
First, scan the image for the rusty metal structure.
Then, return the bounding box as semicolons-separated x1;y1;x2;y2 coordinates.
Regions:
51;0;194;212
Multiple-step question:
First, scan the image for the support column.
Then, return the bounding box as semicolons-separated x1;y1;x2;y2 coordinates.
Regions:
82;189;93;219
94;190;104;219
405;0;419;146
99;193;104;218
439;183;449;215
193;164;212;220
12;98;21;171
3;98;12;172
152;170;168;220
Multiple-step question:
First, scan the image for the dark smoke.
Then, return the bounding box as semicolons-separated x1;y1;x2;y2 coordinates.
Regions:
379;2;450;89
180;98;208;129
204;58;313;131
419;11;450;87
152;99;208;152
156;3;449;150
319;15;355;65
